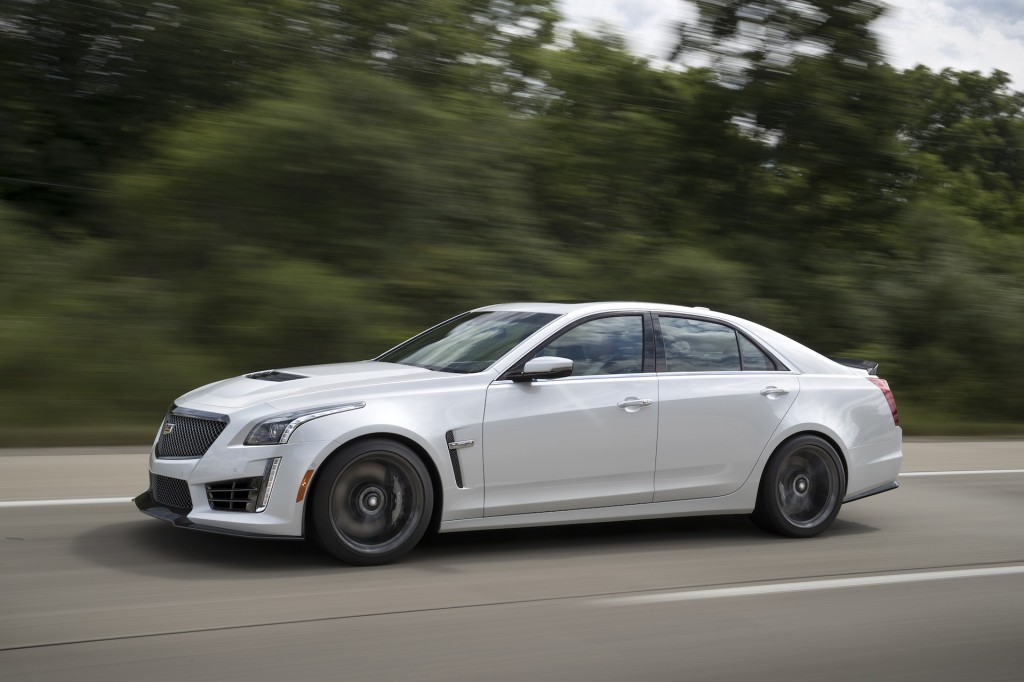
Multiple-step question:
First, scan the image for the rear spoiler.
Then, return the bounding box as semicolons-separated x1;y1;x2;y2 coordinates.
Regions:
831;357;879;375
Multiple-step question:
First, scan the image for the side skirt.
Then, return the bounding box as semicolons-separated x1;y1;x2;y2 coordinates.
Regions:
438;496;753;533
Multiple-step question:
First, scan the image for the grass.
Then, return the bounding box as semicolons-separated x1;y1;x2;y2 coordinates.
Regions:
898;404;1024;438
1;423;158;449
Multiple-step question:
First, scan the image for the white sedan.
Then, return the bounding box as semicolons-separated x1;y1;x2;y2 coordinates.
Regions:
136;302;902;564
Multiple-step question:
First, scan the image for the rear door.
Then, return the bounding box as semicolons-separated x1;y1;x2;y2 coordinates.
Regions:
653;315;798;502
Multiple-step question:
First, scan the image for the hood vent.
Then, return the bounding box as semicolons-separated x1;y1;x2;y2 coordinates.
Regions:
246;370;308;382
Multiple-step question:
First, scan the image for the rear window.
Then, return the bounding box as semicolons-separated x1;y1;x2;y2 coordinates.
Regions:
658;317;779;372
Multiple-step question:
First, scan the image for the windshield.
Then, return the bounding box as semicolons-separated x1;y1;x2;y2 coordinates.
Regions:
377;311;560;373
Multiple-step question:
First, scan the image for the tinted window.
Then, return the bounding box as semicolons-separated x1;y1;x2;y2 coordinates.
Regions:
535;316;644;376
738;334;776;371
659;317;741;372
379;311;559;373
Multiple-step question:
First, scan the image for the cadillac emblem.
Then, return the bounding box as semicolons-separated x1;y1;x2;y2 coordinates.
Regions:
162;421;176;436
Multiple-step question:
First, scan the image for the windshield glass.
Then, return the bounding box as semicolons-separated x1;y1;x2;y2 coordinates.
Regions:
378;311;560;373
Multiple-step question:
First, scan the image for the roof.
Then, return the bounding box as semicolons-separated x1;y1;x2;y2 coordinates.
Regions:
474;301;706;316
472;301;851;376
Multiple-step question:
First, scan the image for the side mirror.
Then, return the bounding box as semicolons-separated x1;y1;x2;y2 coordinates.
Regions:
511;356;574;382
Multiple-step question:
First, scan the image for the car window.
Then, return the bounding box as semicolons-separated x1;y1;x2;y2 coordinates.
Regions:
378;311;560;373
659;317;741;372
535;316;644;376
738;334;777;371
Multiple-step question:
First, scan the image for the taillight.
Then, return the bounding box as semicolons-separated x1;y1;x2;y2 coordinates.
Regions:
868;377;900;426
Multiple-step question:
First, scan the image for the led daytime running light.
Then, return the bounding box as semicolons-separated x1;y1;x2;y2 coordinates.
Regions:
255;457;281;512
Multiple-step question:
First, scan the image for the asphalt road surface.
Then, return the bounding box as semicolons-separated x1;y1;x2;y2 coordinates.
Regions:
1;440;1022;681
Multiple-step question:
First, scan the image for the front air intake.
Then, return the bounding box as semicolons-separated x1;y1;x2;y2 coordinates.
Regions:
206;458;281;513
151;474;193;512
206;477;262;512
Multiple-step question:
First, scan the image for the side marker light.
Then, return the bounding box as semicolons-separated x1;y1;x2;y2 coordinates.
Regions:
296;469;315;503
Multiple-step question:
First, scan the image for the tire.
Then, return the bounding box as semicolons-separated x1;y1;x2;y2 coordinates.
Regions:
311;439;433;565
751;435;846;538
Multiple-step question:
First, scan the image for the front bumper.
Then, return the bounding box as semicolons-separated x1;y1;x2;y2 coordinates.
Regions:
134;490;302;540
140;434;328;538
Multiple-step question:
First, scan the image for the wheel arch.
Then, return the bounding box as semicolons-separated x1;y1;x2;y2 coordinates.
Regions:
767;429;849;484
303;432;445;538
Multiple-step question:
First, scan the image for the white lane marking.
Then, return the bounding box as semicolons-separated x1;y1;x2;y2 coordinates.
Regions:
598;565;1024;606
0;497;133;509
900;469;1024;477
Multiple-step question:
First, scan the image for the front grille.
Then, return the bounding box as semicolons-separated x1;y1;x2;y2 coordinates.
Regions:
206;477;262;512
157;412;228;458
152;474;193;512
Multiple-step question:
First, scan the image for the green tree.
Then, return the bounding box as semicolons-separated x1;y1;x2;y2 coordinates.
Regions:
110;65;557;329
527;31;756;249
0;0;306;233
900;67;1024;232
674;0;911;250
0;0;559;235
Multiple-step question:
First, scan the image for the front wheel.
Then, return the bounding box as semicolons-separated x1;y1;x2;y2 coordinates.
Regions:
751;436;846;538
311;439;433;565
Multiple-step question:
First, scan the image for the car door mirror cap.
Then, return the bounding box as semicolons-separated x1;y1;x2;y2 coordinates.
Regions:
510;356;574;382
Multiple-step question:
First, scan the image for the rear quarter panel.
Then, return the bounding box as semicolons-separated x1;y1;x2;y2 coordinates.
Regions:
770;374;903;499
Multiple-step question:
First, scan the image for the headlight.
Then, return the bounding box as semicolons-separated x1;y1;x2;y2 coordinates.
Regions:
244;402;366;445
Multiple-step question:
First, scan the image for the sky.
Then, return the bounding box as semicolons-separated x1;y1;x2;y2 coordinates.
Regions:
557;0;1024;87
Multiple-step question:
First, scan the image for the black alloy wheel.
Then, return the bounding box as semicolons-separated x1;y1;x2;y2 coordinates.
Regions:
752;435;846;538
311;439;433;565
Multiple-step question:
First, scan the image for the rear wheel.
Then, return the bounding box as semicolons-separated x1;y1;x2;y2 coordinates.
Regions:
752;435;845;538
311;439;433;565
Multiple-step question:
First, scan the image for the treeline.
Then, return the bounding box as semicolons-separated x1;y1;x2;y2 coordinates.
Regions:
1;0;1022;442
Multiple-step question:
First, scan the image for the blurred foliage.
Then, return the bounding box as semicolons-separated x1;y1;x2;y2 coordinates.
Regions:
0;0;1022;442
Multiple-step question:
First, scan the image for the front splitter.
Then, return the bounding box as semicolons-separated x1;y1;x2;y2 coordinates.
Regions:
134;490;303;540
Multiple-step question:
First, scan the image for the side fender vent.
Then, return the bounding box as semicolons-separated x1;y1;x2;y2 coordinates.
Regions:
445;430;465;489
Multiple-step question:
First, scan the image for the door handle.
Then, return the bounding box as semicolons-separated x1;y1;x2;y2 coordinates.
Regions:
760;386;790;397
617;397;654;410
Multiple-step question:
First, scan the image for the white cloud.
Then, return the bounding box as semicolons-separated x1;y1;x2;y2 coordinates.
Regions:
558;0;693;61
876;1;1024;85
556;0;1024;87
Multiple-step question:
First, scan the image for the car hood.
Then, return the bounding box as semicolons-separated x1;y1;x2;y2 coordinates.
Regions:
177;361;440;409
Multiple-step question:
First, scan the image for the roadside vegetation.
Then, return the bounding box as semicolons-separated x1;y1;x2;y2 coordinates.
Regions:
1;1;1022;445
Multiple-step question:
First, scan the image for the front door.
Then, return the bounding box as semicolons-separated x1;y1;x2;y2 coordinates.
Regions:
483;315;658;516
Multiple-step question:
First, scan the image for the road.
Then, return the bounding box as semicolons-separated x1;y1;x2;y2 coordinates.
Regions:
1;441;1022;681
